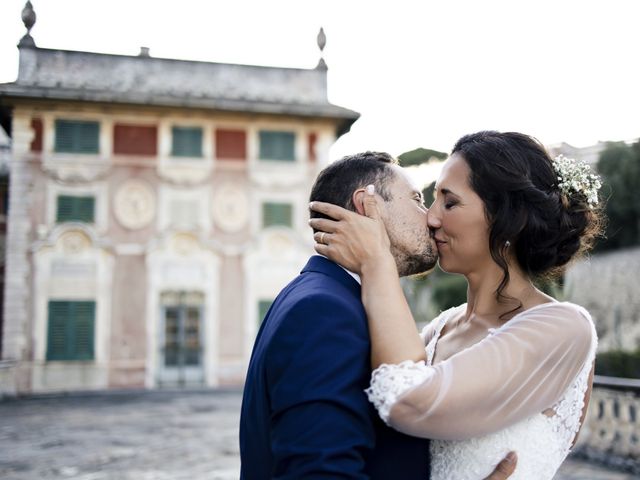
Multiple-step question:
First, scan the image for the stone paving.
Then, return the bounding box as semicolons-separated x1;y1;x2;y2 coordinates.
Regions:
0;389;637;480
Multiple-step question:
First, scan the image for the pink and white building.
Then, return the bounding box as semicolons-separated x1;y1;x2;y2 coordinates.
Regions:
0;4;358;395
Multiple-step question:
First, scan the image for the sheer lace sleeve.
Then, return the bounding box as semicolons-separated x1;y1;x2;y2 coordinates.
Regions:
366;302;596;441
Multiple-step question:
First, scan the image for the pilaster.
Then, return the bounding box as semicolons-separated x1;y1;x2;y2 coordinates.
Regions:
2;114;34;363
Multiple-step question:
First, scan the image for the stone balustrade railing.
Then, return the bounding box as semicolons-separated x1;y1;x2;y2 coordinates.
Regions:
574;375;640;473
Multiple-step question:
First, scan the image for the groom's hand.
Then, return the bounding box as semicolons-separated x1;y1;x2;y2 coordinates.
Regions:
484;452;517;479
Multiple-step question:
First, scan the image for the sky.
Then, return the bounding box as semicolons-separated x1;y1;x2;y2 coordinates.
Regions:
1;0;639;181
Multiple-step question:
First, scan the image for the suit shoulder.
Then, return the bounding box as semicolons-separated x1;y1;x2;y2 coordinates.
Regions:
260;275;365;346
281;273;363;319
276;268;359;304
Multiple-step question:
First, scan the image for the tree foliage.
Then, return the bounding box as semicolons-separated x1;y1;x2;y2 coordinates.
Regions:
595;348;640;378
398;147;447;167
430;269;467;312
596;140;640;251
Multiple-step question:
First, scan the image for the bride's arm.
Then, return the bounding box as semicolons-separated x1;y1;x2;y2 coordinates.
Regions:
360;255;426;366
309;191;425;367
367;303;597;441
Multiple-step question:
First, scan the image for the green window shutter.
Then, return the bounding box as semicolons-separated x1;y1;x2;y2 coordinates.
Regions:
46;301;95;361
54;120;99;154
172;127;203;157
258;299;273;324
56;196;76;222
56;195;95;223
46;301;71;361
75;197;95;222
262;202;293;228
74;302;95;360
259;131;295;161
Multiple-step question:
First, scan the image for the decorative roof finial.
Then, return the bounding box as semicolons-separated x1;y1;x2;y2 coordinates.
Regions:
18;1;37;48
316;27;327;70
317;27;326;51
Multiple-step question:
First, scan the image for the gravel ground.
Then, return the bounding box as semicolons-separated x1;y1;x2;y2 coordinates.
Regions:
0;389;636;480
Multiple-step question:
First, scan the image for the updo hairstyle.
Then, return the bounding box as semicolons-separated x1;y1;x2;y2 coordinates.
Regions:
451;131;604;300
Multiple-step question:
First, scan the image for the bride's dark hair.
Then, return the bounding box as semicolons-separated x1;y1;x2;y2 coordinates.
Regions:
451;131;604;303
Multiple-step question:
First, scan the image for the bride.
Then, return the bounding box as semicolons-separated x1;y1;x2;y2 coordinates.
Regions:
309;131;603;479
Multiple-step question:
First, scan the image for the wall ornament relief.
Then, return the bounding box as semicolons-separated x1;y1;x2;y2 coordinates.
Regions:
114;179;156;230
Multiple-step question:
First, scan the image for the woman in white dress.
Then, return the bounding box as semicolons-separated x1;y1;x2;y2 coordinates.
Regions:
309;131;604;479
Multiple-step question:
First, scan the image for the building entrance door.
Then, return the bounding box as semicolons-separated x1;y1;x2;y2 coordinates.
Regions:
158;291;204;387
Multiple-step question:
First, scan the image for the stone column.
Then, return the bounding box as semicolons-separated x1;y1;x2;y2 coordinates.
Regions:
2;114;34;372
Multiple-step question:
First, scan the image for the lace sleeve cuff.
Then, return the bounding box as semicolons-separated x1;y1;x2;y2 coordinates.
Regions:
365;360;433;424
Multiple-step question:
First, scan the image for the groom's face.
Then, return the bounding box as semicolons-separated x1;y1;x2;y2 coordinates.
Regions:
379;165;438;277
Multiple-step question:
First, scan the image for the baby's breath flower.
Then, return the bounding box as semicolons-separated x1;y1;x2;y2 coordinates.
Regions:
551;155;602;207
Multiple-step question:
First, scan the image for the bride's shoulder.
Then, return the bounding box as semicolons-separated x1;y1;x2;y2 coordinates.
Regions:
555;301;593;322
518;301;592;322
511;301;596;342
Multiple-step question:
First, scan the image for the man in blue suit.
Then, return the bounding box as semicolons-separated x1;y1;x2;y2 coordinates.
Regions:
239;152;516;479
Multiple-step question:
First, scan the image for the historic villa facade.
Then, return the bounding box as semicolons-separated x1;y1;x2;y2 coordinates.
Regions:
0;4;358;395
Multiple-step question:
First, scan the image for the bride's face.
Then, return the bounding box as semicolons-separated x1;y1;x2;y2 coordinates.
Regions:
427;153;491;275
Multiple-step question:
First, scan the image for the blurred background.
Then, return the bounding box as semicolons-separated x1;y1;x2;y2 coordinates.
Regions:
0;1;638;478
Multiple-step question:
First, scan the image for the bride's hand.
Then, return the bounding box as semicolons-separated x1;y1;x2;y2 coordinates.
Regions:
308;185;393;275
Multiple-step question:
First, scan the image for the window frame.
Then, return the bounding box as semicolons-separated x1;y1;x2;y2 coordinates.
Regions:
258;130;296;162
215;128;247;161
171;126;204;158
54;119;100;154
262;201;293;228
56;194;96;223
113;123;158;156
46;300;96;361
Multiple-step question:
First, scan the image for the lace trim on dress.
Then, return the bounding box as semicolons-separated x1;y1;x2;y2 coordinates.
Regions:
366;306;461;424
548;308;598;454
365;360;433;424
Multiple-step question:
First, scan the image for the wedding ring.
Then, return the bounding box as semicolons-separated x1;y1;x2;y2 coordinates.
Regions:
320;232;326;244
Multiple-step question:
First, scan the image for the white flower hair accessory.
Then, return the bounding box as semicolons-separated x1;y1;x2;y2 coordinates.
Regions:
551;154;602;207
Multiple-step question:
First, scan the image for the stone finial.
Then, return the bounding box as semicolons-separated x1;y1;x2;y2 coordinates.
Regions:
139;46;150;57
317;27;326;52
316;27;327;70
18;1;37;48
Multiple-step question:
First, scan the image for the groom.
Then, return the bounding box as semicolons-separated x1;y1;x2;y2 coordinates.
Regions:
239;152;516;479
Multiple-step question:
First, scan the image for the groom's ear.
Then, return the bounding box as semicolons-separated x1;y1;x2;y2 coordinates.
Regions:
352;189;367;216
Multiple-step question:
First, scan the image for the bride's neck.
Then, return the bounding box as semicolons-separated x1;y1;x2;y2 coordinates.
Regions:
464;263;538;324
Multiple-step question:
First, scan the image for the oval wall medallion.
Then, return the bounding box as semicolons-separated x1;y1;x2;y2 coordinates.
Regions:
211;183;249;233
114;180;156;229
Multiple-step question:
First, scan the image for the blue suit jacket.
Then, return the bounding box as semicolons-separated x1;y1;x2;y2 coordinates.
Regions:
240;256;430;479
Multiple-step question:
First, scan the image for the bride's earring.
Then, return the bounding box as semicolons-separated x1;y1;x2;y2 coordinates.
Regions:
505;240;511;248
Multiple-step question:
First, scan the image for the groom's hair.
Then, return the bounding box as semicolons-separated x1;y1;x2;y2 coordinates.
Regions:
309;151;398;224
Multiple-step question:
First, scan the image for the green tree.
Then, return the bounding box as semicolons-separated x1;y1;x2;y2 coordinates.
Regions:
397;146;445;207
430;268;467;312
596;140;640;251
398;147;447;167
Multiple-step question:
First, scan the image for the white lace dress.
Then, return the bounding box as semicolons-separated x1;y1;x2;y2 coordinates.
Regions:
366;302;597;480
